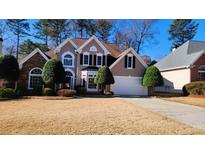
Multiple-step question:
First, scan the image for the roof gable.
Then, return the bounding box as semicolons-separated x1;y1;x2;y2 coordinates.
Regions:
55;38;78;52
109;48;147;69
76;35;111;55
19;48;49;69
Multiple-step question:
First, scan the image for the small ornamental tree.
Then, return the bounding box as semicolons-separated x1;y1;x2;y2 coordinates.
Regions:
42;58;66;90
94;66;115;94
142;65;164;95
0;55;19;88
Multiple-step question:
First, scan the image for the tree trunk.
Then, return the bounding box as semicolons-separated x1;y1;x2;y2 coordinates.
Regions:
16;33;19;60
148;86;154;96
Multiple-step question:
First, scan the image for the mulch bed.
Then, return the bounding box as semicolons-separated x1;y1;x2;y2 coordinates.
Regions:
189;95;205;98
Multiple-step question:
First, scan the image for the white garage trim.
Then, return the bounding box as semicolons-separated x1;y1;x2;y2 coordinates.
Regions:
111;76;148;96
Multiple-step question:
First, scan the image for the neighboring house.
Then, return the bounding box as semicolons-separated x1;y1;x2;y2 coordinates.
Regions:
155;40;205;93
18;35;148;96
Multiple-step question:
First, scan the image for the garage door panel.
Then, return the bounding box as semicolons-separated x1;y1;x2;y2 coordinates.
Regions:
112;76;147;96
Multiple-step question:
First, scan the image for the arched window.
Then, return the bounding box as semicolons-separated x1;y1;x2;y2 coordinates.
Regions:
62;52;74;67
198;65;205;81
65;71;74;88
28;68;43;89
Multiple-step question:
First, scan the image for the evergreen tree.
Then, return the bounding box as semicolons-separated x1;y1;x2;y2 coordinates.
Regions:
19;39;49;55
33;19;50;46
6;19;30;60
168;19;198;49
47;19;70;46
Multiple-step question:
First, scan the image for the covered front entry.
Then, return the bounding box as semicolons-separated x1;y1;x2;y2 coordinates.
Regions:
81;69;98;92
111;76;148;96
65;68;75;89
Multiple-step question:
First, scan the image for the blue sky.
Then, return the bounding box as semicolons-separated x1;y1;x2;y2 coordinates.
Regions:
3;19;205;61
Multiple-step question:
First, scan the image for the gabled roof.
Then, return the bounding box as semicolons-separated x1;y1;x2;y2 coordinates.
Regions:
55;38;78;52
19;48;49;69
75;35;111;55
109;48;148;69
71;37;123;58
155;40;205;71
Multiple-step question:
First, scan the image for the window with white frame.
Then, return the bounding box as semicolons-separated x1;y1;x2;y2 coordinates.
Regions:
97;54;103;66
63;53;73;67
83;53;89;66
127;54;133;69
198;65;205;81
28;68;43;89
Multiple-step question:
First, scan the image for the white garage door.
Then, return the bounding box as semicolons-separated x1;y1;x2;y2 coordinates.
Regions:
111;76;148;96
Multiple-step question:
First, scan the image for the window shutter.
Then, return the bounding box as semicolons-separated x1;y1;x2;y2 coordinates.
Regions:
125;55;127;68
94;55;96;65
103;55;105;65
133;56;135;68
89;54;93;65
80;54;83;65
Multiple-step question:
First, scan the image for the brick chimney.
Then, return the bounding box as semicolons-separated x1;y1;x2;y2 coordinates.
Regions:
0;38;3;55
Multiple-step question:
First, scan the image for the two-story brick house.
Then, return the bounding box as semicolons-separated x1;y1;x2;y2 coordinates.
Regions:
18;35;148;95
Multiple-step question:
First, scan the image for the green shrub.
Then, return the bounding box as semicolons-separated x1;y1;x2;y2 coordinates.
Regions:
42;59;66;86
183;81;205;96
76;86;86;94
33;86;42;96
43;88;54;96
57;89;76;97
0;88;17;98
142;66;164;87
15;85;28;96
0;55;19;82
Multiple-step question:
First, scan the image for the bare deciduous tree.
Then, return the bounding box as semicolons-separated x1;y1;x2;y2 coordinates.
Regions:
114;20;158;54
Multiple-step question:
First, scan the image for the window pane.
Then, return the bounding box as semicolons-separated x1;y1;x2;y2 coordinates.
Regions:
97;56;102;65
64;54;72;58
30;76;43;89
88;77;97;89
128;57;132;68
84;55;89;64
31;69;42;74
64;59;72;66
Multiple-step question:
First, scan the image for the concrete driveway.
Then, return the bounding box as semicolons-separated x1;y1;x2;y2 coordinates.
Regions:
119;97;205;132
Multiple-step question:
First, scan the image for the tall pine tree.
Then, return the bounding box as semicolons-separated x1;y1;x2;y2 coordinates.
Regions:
6;19;30;60
33;19;50;46
168;19;198;49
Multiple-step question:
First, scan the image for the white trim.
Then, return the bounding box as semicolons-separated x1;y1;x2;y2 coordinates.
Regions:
28;67;43;90
76;35;110;55
19;48;49;69
61;51;75;67
55;38;78;52
127;54;133;69
96;53;103;67
83;52;90;66
159;66;190;72
109;48;148;69
64;68;75;88
89;46;97;52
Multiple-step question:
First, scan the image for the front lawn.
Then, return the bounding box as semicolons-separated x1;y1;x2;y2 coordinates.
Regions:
161;96;205;108
0;98;203;135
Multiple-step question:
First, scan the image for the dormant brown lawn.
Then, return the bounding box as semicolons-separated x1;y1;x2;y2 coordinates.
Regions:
161;97;205;108
0;98;204;135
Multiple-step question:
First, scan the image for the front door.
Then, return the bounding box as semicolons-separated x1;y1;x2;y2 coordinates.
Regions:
87;74;97;92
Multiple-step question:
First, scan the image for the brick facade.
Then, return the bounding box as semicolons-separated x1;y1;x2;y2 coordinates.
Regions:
18;52;47;89
190;53;205;82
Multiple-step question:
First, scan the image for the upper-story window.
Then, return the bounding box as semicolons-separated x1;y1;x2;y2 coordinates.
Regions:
83;53;89;66
62;52;74;67
127;54;133;69
96;54;103;67
90;46;97;52
198;65;205;81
